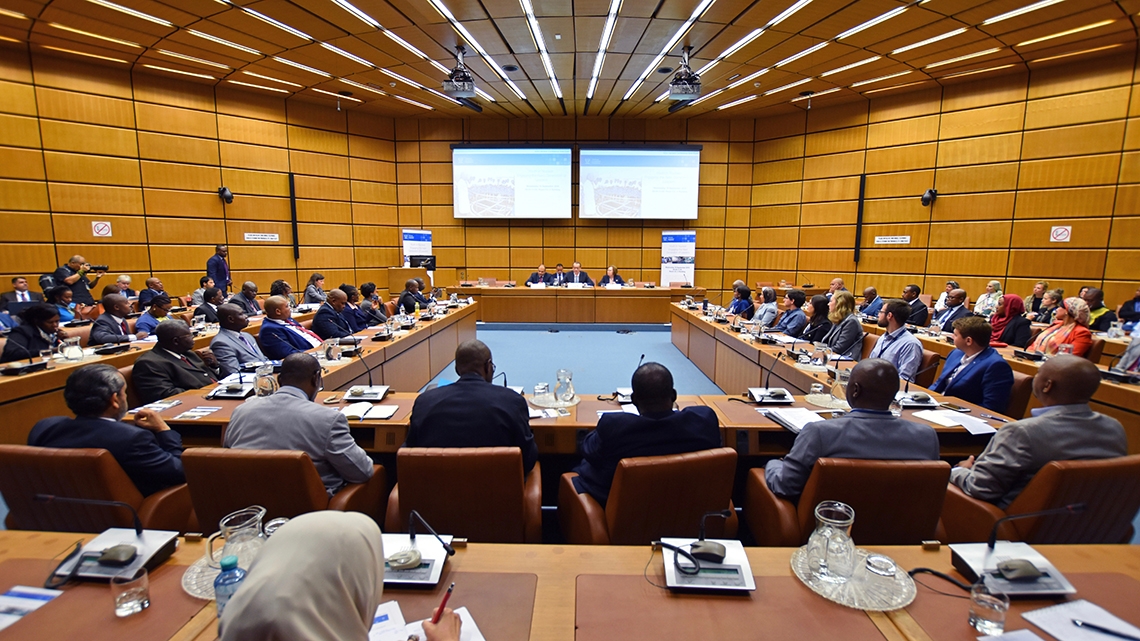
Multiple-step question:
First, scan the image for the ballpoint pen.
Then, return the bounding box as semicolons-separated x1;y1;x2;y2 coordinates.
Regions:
1073;618;1140;640
430;582;455;624
979;413;1008;423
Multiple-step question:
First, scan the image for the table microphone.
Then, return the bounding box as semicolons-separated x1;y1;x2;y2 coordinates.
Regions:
904;359;943;394
34;494;143;536
691;510;732;563
493;370;507;387
986;503;1086;550
636;354;645;369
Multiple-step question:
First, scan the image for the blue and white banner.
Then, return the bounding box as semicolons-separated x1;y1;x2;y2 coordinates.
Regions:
402;229;432;264
661;230;696;286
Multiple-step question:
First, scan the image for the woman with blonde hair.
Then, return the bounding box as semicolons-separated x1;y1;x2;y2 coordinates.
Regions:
974;280;1003;317
821;290;863;360
1024;280;1048;319
1028;296;1093;357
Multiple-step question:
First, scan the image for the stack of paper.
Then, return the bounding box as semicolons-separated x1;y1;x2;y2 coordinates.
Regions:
766;407;826;434
1022;599;1140;640
172;406;222;421
369;602;486;641
341;403;400;420
912;410;996;434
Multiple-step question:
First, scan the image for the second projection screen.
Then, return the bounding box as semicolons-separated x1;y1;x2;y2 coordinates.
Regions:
578;147;700;219
452;147;572;218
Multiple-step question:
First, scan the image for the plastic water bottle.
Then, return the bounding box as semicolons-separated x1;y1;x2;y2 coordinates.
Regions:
414;301;420;315
214;555;247;618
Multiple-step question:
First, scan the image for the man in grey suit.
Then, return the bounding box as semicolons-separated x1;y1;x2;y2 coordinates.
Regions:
224;353;374;495
210;304;268;377
950;355;1127;509
764;359;940;500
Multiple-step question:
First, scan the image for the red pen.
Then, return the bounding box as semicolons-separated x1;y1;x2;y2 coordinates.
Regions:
430;582;455;624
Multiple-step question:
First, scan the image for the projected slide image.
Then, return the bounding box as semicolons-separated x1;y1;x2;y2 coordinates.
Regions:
587;178;643;217
579;148;700;220
464;178;515;217
453;148;571;219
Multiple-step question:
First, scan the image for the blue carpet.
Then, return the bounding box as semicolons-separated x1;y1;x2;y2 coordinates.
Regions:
423;323;723;396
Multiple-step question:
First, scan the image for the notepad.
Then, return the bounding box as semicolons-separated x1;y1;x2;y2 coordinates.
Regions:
341;402;400;420
1022;599;1140;641
369;602;486;641
765;407;826;434
913;409;996;434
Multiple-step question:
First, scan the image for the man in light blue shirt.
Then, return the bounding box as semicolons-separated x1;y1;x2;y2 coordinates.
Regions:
772;289;808;338
869;299;924;382
859;286;883;317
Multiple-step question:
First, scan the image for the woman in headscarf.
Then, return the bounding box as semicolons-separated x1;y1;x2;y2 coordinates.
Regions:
973;280;1003;318
1028;296;1093;358
218;511;460;641
989;294;1031;347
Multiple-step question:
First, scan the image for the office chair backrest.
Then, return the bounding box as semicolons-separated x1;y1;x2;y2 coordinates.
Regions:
860;333;877;360
394;447;529;542
1006;370;1034;419
67;323;93;347
0;445;144;532
383;301;397;318
797;458;951;545
181;448;329;532
1086;338;1106;364
605;448;737;545
117;365;142;410
915;350;941;388
1004;455;1140;544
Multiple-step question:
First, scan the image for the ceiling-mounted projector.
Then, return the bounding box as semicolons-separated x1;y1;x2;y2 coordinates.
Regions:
442;44;476;98
669;45;700;101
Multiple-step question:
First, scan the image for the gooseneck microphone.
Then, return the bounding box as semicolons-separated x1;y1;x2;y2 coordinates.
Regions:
904;358;943;394
636;354;645;369
409;510;456;556
986;503;1086;549
35;494;143;536
493;370;507;387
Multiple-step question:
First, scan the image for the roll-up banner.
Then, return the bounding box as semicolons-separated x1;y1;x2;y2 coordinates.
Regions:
661;230;696;287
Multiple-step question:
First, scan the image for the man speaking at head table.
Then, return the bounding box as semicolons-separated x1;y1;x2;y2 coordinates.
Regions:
259;296;323;360
949;355;1126;509
312;289;354;340
569;362;722;507
403;339;537;474
764;359;940;500
569;262;593;286
211;303;268;377
91;294;149;345
930;316;1014;414
132;320;220;404
224;353;374;495
525;264;552;287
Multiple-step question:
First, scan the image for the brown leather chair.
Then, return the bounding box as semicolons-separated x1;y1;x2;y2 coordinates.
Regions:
1005;370;1034;419
745;458;951;546
1086;338;1105;363
860;333;878;360
0;445;192;532
915;350;941;388
559;448;738;545
385;447;541;543
182;449;388;532
941;455;1140;544
66;323;93;347
383;300;397;318
117;365;142;409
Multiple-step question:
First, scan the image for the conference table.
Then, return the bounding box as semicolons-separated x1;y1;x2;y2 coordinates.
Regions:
1;529;1138;641
452;284;706;323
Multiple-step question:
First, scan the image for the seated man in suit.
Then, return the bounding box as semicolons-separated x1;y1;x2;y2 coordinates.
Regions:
114;274;136;298
135;293;172;334
0;303;67;363
194;287;224;324
224;352;374;495
568;261;593;286
1082;286;1118;332
550;263;567;287
397;279;421;315
413;278;433;306
91;294;149;344
930;316;1014;413
765;359;940;500
869;299;924;382
190;276;213;307
902;284;929;327
211;303;268;377
259;296;322;360
0;276;44;312
826;277;847;299
312;289;353;340
525;264;552;287
951;355;1126;508
137;277;165;308
229;281;262;316
132;320;220;404
772;289;808;337
858;286;883;317
28;363;184;496
404;339;537;473
571;363;722;507
930;288;969;332
1119;285;1140;325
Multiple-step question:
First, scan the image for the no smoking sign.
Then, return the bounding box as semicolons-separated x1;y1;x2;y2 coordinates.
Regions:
1050;226;1071;243
91;221;113;238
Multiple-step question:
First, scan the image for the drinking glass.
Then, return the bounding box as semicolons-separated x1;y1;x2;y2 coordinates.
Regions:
968;581;1009;636
39;349;55;369
862;555;898;599
111;568;150;617
192;315;205;329
809;383;825;396
1057;343;1075;356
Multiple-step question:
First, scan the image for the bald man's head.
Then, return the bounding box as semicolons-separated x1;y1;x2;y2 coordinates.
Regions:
278;352;322;399
263;295;291;320
1034;354;1102;406
326;288;347;312
454;339;493;380
846;358;900;410
630;362;677;414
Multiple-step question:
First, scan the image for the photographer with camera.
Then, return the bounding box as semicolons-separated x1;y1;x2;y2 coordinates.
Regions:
53;255;106;306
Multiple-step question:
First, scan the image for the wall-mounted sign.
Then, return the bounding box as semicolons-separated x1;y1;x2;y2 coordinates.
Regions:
874;235;911;245
91;221;112;237
244;233;279;242
1050;226;1071;243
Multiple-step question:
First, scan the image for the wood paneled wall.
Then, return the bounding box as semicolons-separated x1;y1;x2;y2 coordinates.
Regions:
1;45;1137;307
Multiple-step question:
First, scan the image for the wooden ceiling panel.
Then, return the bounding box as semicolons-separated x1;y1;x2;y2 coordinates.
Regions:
888;29;995;64
496;16;536;54
538;17;575;53
454;19;511;55
535;0;573;17
246;0;349;42
865;18;971;55
38;5;168;44
1001;5;1127;50
155;0;227;19
657;0;720;22
801;0;910;41
291;0;372;34
701;0;760;25
432;0;491;22
357;26;452;61
574;15;604;51
212;8;311;49
966;0;1108;34
28;32;139;61
738;0;854;38
53;0;196;28
608;16;650;53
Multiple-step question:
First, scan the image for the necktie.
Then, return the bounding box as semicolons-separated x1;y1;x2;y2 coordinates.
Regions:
18;292;27;302
291;320;322;341
180;354;217;381
120;320;129;334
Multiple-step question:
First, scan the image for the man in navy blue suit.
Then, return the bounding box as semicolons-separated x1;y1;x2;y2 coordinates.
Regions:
404;340;537;473
258;295;323;360
525;264;553;287
206;245;231;294
312;289;353;340
27;363;185;496
930;316;1014;413
930;288;970;332
571;362;722;507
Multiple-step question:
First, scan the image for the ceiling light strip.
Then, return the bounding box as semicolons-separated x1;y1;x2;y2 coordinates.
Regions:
862;80;926;94
0;8;27;19
312;87;362;101
774;41;827;67
891;27;967;55
87;0;172;27
622;0;716;101
272;56;331;77
837;5;907;40
378;68;461;105
925;47;1001;69
42;45;127;63
1029;43;1120;63
587;0;621;99
187;29;261;55
938;63;1015;79
820;55;880;77
391;94;434;110
331;0;380;28
0;35;18;42
1015;19;1115;47
728;68;770;89
791;86;839;101
688;87;727;106
763;77;811;96
227;79;291;93
520;0;562;98
143;64;215;79
320;42;376;67
242;70;302;87
49;23;139;48
158;49;230;69
340;78;386;95
716;94;757;110
982;0;1063;25
695;0;813;77
850;69;911;87
425;0;526;99
239;5;314;41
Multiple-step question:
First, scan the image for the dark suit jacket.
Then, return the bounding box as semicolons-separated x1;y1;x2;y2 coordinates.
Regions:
405;372;537;473
28;416;185;496
0;290;44;312
823;314;865;360
997;315;1032;348
801;319;832;344
930;347;1014;413
549;272;567;286
398;291;420;315
568;271;593;286
599;275;625;286
525;272;552;286
0;324;59;362
193;303;219;324
907;298;929;326
312;304;353;339
137;288;163;307
206;254;230;291
229;292;261;315
259;320;317;360
132;347;219;404
90;314;133;345
572;406;722;506
931;304;970;332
